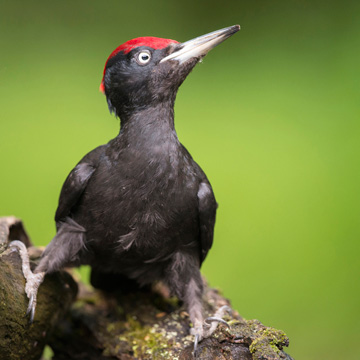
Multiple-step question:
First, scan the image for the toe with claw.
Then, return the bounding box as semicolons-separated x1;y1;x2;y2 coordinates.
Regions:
203;305;232;337
192;305;232;356
23;270;45;323
9;240;45;323
191;321;204;357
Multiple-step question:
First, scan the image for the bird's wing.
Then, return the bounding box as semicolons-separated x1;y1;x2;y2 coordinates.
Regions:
197;181;217;265
55;146;104;222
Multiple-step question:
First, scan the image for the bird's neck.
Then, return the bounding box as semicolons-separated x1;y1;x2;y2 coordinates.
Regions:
117;101;178;145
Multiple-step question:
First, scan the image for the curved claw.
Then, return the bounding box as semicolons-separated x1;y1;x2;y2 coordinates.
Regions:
204;316;230;329
26;295;35;324
193;333;200;357
28;306;35;324
26;294;34;316
30;307;35;324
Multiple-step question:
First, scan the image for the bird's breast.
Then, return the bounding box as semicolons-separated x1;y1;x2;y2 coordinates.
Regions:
78;145;200;263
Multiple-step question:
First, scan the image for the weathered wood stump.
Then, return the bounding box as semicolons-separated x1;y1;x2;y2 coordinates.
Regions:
0;217;294;360
0;217;77;360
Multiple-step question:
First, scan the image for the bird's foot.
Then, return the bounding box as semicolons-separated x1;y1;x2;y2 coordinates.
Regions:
9;240;45;323
191;305;232;357
23;271;45;323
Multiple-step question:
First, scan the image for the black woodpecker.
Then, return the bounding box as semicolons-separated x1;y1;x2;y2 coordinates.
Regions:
10;25;240;352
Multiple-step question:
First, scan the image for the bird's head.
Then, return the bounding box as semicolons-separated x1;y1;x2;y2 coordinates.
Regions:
100;25;240;118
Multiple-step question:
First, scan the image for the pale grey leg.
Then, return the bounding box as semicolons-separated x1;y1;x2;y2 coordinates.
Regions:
9;240;45;323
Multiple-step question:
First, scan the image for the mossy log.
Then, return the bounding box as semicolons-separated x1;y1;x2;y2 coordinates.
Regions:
0;217;294;360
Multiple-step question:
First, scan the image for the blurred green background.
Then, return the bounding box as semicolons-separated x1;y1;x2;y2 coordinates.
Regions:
1;1;359;359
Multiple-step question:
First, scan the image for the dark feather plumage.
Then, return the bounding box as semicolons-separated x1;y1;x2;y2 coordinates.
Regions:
34;25;240;344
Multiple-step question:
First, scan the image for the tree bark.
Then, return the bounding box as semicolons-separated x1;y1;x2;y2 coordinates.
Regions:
0;217;294;360
0;217;77;360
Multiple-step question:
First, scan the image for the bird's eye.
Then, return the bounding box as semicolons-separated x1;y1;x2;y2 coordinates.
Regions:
136;51;151;65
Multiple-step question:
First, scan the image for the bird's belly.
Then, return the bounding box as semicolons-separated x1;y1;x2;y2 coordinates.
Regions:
75;177;199;271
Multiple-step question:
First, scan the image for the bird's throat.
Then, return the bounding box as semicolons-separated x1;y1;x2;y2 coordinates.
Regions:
117;101;179;150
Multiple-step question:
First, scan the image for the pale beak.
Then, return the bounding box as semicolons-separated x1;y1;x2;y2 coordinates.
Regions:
160;25;240;64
